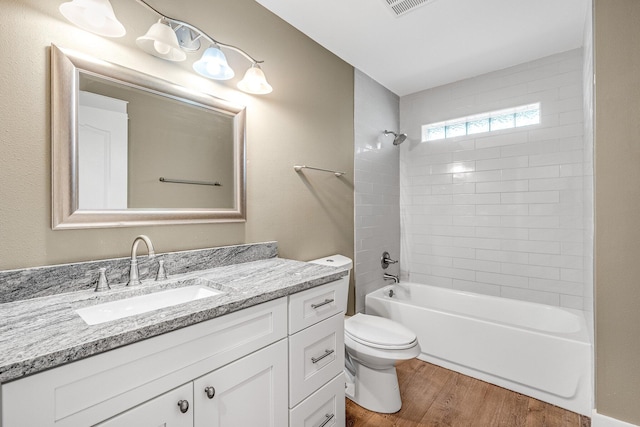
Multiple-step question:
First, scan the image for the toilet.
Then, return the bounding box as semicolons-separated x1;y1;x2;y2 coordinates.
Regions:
310;255;421;414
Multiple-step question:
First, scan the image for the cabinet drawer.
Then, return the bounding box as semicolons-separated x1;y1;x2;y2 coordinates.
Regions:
289;313;344;407
288;277;348;334
289;373;345;427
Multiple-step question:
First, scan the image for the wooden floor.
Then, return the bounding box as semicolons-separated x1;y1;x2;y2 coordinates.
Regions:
346;359;591;427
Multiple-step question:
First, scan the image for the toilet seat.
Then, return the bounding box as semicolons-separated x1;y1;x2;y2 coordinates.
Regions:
345;313;417;350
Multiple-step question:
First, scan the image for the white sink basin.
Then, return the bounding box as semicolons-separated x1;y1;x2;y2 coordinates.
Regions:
76;284;224;325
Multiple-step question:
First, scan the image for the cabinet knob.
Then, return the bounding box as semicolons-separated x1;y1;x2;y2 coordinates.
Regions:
204;386;216;399
177;399;189;414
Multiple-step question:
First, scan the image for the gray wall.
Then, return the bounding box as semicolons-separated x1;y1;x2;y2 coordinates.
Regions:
353;70;400;313
0;0;354;271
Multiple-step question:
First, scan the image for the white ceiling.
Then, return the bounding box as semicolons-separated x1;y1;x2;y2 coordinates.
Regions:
255;0;589;96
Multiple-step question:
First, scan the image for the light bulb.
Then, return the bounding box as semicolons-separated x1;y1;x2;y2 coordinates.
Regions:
154;40;171;55
193;46;234;80
206;62;222;75
237;64;272;94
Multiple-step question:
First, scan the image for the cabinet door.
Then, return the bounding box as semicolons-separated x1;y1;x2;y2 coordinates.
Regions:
96;383;193;427
193;339;288;427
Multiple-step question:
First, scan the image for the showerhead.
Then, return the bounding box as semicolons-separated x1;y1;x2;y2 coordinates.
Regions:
393;133;407;145
384;130;407;145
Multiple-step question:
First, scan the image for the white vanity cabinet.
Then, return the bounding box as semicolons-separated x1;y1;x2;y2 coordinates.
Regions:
1;298;288;427
1;276;348;427
287;277;347;427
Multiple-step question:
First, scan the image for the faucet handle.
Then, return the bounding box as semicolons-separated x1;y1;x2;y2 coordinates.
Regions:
94;268;111;292
381;251;398;269
156;260;168;281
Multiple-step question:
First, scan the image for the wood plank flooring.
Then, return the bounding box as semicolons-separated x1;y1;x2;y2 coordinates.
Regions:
345;358;591;427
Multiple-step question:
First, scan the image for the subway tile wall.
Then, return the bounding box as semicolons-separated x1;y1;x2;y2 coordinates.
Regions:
354;70;400;313
400;49;589;309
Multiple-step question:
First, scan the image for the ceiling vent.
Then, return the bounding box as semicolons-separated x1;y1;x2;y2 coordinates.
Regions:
383;0;435;17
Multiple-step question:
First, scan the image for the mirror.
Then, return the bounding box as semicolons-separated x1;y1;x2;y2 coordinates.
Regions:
51;44;246;229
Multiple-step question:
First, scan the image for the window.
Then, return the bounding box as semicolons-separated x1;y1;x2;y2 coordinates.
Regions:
422;103;540;142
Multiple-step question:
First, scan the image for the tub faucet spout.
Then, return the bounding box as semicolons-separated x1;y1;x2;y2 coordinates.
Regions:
127;235;156;286
383;272;399;284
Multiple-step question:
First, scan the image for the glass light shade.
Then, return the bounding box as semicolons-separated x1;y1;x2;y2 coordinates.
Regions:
136;20;186;62
59;0;125;37
237;64;273;95
193;46;235;80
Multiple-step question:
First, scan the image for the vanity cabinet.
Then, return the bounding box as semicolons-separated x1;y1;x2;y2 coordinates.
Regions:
1;276;347;427
1;298;287;427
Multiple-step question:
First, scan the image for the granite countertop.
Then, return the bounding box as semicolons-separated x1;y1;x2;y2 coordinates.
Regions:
0;257;348;384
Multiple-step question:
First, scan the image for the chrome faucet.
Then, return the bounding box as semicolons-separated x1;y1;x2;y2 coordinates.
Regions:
127;235;156;286
383;272;399;284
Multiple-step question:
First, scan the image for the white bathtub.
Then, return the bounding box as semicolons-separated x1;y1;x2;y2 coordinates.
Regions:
365;282;592;416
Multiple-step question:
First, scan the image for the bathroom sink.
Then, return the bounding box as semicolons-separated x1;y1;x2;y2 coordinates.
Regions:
76;279;225;325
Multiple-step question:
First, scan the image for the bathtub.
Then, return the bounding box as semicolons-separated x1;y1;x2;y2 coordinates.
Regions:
365;282;592;416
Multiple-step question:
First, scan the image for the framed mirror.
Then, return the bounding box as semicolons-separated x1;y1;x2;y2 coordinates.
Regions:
51;44;246;229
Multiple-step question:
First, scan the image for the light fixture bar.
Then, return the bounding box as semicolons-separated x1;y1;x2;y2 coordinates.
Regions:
134;0;263;64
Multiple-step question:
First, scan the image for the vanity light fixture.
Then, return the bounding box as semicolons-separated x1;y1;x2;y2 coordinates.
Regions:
59;0;126;37
58;0;273;94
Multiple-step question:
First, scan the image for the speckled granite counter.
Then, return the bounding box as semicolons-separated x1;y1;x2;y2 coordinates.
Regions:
0;257;348;384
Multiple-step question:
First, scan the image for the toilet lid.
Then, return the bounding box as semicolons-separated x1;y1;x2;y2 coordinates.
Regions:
345;313;417;350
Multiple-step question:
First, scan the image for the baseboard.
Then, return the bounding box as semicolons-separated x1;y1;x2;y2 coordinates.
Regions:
592;411;639;427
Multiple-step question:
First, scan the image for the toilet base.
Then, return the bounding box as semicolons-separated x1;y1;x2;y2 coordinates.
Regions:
346;360;402;413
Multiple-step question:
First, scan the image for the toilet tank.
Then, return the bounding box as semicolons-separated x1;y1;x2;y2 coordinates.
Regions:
309;255;352;313
309;254;353;281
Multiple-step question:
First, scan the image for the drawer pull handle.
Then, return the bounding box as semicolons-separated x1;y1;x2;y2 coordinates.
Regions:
177;399;189;414
205;386;216;399
319;413;335;427
311;298;334;309
311;349;335;364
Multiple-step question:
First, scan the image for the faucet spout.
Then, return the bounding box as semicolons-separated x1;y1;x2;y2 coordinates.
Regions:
127;235;156;286
383;272;399;284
